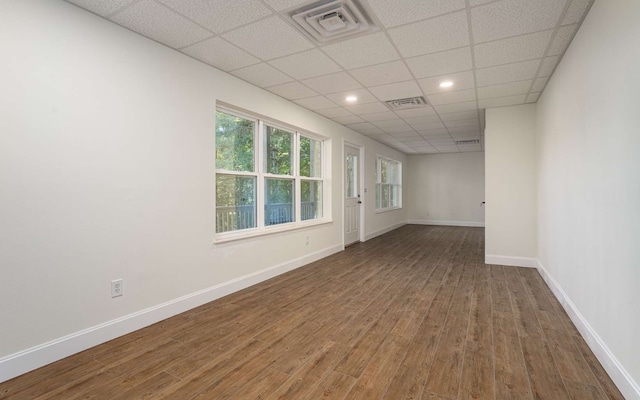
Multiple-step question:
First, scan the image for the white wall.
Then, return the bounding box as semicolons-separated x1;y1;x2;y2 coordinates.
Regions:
0;0;405;380
484;104;537;266
406;152;485;227
535;0;640;396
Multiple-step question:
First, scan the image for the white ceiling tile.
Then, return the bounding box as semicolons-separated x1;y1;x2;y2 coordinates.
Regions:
293;95;338;110
362;129;387;136
157;0;270;33
478;94;527;109
346;122;378;131
366;0;465;28
406;47;473;79
223;16;312;60
421;134;453;143
346;102;390;115
182;37;259;71
389;131;421;138
439;110;479;121
266;81;318;99
538;56;560;77
444;119;479;128
388;11;470;58
477;80;532;99
469;0;496;5
531;77;549;92
349;61;413;87
373;120;411;129
434;146;460;153
67;0;135;16
428;139;456;146
526;92;541;103
332;115;365;125
111;0;213;48
402;115;442;125
316;107;353;118
325;89;378;106
548;24;578;56
474;30;554;68
471;0;567;43
434;101;479;114
393;107;437;118
361;112;399;122
261;0;311;11
427;89;477;106
476;59;540;86
449;127;481;134
301;72;362;95
562;0;593;25
323;32;400;69
384;126;417;134
269;49;342;80
412;122;446;131
418;71;475;95
231;62;293;87
369;81;423;101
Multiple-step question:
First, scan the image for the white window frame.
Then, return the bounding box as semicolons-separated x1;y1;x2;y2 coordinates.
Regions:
375;155;402;213
215;105;331;243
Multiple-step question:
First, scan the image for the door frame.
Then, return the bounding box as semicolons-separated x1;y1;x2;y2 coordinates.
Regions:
343;141;365;246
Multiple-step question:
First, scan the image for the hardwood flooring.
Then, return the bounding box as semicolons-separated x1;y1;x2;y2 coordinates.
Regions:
0;225;625;399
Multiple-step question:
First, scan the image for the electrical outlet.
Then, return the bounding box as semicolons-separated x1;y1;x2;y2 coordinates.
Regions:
305;235;309;245
111;279;123;298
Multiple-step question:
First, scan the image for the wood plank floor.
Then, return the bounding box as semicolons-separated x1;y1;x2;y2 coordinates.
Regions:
0;225;625;399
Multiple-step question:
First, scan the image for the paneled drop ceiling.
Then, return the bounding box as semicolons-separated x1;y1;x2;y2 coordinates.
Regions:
66;0;594;154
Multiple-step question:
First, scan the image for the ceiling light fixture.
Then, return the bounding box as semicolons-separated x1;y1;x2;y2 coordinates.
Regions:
439;81;454;88
345;95;358;102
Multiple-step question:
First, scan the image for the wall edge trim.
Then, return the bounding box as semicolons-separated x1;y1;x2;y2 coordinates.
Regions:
408;219;485;227
485;254;537;267
536;260;640;400
364;221;407;241
0;244;344;383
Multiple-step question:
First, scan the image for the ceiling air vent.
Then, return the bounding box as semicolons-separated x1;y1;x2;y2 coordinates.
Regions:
290;0;377;44
455;139;481;145
385;96;428;110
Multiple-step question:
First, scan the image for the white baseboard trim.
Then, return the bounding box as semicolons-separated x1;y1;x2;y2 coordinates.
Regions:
485;254;538;268
408;219;485;227
536;260;640;400
364;221;407;241
0;244;343;383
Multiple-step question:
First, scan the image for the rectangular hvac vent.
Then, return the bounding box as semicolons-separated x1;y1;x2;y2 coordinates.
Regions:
290;0;377;44
385;96;428;110
455;139;481;145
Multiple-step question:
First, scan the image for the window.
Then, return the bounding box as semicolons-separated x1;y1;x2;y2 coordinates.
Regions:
375;156;402;211
215;107;327;240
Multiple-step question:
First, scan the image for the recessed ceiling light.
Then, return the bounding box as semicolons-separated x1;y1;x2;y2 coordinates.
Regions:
439;81;454;88
345;95;358;102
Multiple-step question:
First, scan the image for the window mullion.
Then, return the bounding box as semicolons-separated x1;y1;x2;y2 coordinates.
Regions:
295;132;301;224
256;120;265;230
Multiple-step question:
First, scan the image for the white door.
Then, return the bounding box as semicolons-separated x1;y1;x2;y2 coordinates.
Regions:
345;145;361;245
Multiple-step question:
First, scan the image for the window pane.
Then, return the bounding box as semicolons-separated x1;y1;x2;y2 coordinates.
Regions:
390;184;398;208
301;180;323;221
300;136;321;178
346;153;358;198
265;178;294;226
380;159;388;183
215;111;255;172
265;125;293;175
381;184;390;208
216;174;256;233
388;161;397;184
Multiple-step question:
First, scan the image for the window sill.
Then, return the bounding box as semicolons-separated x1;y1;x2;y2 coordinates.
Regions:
213;218;333;244
375;207;402;214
